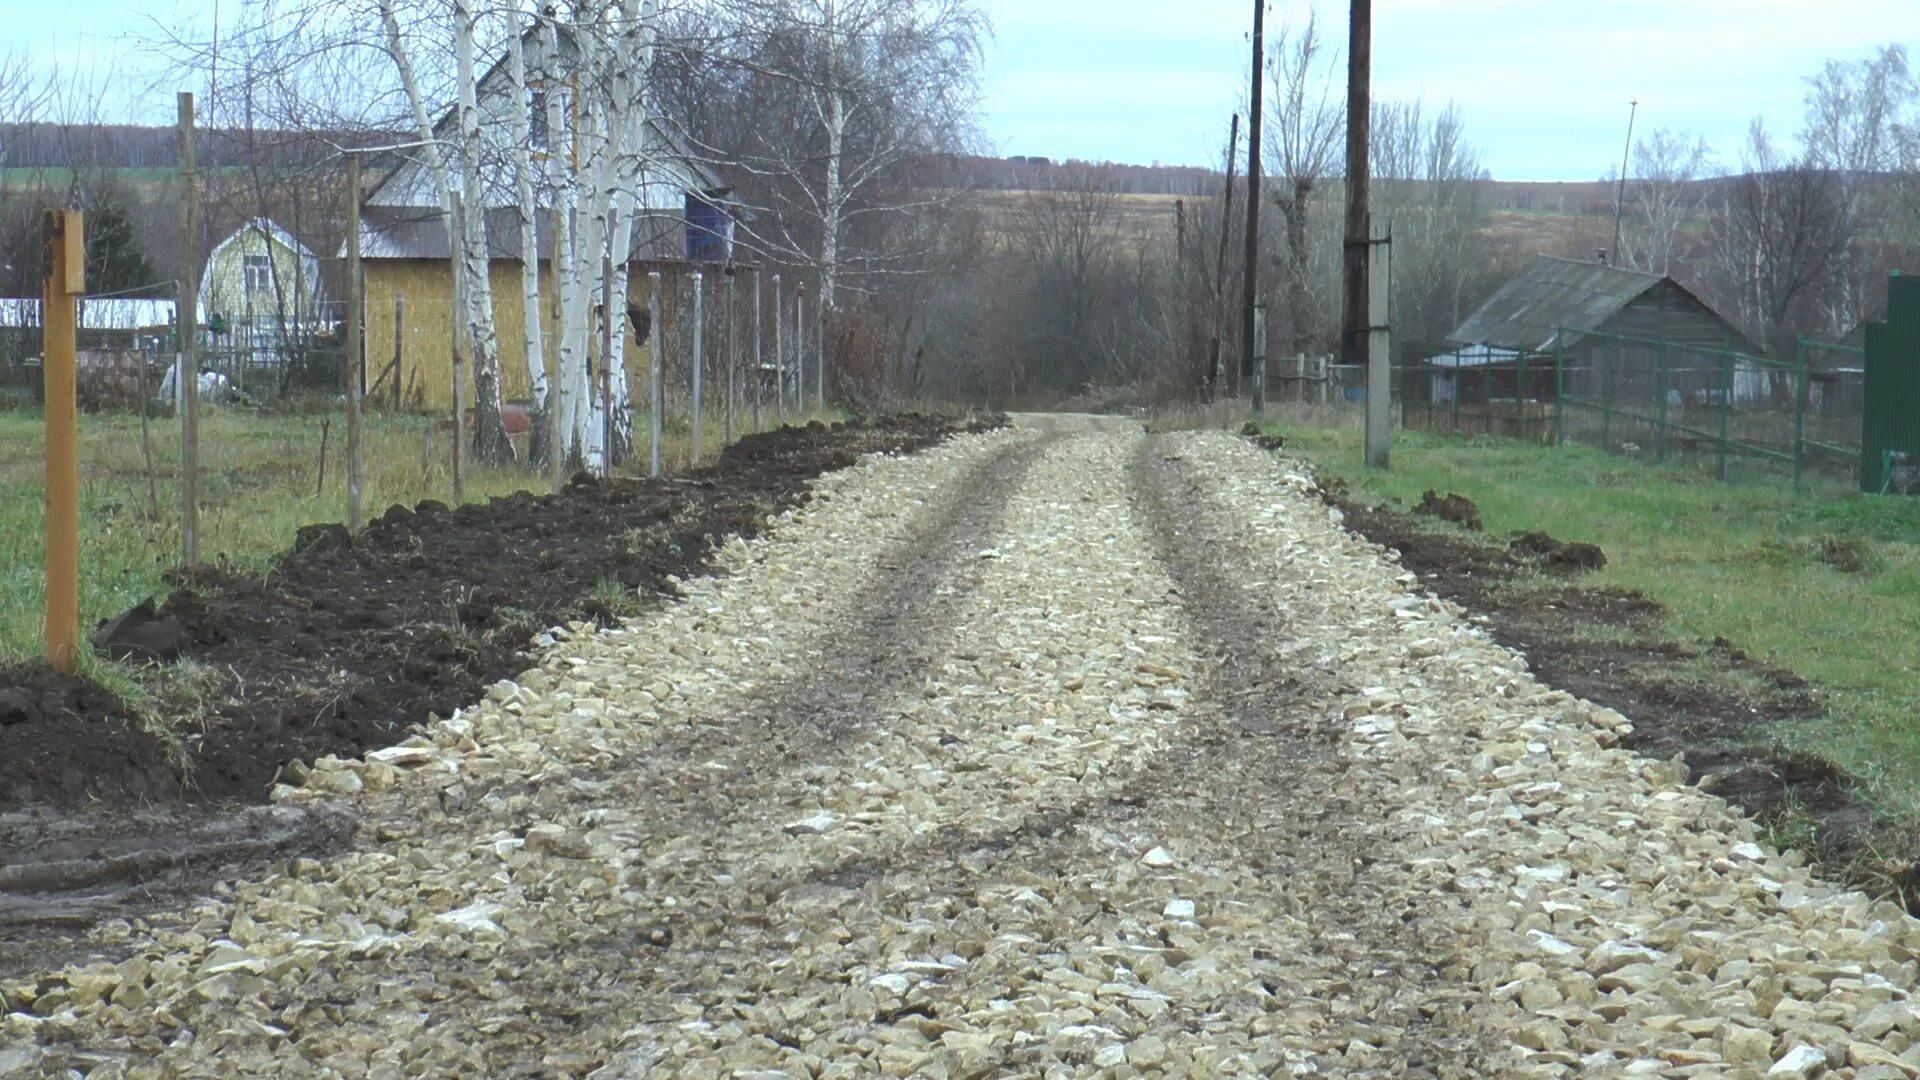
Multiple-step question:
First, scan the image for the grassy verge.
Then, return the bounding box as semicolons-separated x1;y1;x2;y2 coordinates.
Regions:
1271;420;1920;817
0;404;831;665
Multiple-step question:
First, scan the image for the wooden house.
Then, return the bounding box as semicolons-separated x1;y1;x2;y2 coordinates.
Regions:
199;217;329;356
1444;255;1769;408
354;24;738;412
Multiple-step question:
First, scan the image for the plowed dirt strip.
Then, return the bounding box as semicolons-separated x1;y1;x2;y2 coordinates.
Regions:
1171;431;1920;1079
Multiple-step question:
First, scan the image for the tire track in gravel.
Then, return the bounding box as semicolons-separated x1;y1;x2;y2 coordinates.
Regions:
368;431;1068;1074
1128;436;1507;1077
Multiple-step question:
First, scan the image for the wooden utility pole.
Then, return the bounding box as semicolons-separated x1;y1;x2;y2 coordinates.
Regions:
43;208;82;674
344;153;364;531
1611;99;1639;266
1210;114;1240;396
178;92;200;566
1341;0;1373;369
1242;0;1265;410
449;190;468;501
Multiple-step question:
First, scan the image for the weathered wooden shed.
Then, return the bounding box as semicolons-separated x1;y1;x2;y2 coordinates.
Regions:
1447;255;1768;405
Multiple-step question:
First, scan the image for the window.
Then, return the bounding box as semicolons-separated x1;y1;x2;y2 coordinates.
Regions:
529;87;550;151
243;253;273;294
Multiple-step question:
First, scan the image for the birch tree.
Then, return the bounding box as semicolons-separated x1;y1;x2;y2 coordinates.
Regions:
671;0;984;404
1620;129;1714;276
379;0;513;465
502;8;549;468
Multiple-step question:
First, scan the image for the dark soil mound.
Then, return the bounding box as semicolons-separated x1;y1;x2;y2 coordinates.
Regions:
1510;530;1608;574
1412;489;1482;531
0;415;983;810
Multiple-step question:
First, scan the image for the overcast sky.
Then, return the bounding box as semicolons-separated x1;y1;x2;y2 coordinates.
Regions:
11;0;1920;181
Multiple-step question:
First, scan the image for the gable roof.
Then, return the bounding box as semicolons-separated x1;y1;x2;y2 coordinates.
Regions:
363;22;726;211
199;217;327;306
1449;255;1673;352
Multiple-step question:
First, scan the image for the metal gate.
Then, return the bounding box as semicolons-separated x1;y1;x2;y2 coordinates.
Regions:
1862;274;1920;494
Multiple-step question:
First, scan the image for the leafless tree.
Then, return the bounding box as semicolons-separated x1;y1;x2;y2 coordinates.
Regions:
1370;99;1495;345
1263;8;1343;355
1620;128;1715;275
1801;43;1916;330
658;0;985;402
1711;119;1850;355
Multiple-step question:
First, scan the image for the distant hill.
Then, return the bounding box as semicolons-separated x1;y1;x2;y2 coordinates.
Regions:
0;123;406;172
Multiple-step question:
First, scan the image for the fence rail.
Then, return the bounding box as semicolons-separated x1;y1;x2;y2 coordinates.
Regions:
1384;328;1866;490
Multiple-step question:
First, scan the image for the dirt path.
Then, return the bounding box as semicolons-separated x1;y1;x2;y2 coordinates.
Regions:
5;423;1919;1078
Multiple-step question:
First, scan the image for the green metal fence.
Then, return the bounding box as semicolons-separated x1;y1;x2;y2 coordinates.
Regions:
1394;329;1865;490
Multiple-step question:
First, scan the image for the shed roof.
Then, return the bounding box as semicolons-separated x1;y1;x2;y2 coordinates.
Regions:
1449;255;1679;352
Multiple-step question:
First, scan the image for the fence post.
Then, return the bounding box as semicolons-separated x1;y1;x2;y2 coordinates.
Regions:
1601;337;1614;452
772;274;785;422
449;191;468;502
649;271;663;478
691;271;704;465
795;284;808;417
601;252;615;478
43;208;82;674
1554;329;1566;445
751;271;763;430
391;295;404;411
1718;348;1732;482
344;152;363;533
1793;337;1808;490
724;271;735;445
178;91;200;567
1655;340;1669;463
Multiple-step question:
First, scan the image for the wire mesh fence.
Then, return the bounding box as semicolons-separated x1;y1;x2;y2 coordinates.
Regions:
1388;329;1865;491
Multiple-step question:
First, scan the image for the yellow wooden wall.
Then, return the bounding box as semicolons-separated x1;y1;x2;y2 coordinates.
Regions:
363;259;670;412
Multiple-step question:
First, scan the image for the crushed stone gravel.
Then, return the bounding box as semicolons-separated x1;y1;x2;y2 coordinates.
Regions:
2;422;1916;1080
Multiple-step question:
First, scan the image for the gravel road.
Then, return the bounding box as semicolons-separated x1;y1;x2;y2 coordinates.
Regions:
5;421;1919;1078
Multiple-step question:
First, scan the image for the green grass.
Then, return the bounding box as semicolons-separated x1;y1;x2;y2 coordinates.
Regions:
1273;422;1920;816
0;403;833;667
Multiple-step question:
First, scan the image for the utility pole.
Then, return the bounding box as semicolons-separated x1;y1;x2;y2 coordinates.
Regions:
1243;0;1265;412
1611;99;1639;267
1342;0;1372;371
1210;114;1240;397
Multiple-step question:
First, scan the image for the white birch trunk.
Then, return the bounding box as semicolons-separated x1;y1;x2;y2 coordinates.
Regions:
454;0;513;465
504;13;548;467
817;0;843;413
543;16;585;469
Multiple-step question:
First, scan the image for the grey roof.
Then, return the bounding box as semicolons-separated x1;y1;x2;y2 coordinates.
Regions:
358;205;694;263
1448;255;1665;351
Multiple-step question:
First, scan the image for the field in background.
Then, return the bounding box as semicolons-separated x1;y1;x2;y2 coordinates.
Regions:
0;405;813;667
1273;418;1920;816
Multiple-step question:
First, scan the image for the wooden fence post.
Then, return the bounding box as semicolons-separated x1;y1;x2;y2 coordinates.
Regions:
344;153;364;532
691;271;704;464
449;192;468;502
43;208;83;673
178;91;200;566
391;295;405;411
